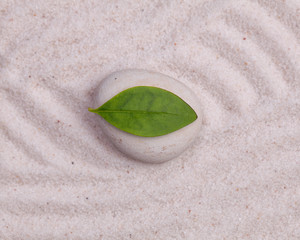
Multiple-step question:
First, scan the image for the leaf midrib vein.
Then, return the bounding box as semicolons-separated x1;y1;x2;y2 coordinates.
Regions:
98;109;179;115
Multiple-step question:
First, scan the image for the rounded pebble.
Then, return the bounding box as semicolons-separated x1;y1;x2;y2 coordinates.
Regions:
94;69;203;163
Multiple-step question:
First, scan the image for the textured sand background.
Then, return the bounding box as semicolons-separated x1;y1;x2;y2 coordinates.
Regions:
1;0;300;239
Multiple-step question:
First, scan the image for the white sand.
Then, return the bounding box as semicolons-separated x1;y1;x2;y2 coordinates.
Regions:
1;0;300;239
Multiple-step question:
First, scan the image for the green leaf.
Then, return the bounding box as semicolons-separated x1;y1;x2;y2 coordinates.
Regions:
88;86;197;137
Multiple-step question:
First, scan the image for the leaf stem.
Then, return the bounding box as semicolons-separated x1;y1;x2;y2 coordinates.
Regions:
88;108;97;113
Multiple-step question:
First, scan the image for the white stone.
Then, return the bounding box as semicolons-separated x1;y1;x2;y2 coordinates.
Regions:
94;69;203;163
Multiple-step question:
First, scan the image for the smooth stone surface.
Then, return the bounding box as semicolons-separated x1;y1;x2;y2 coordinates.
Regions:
94;69;203;163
